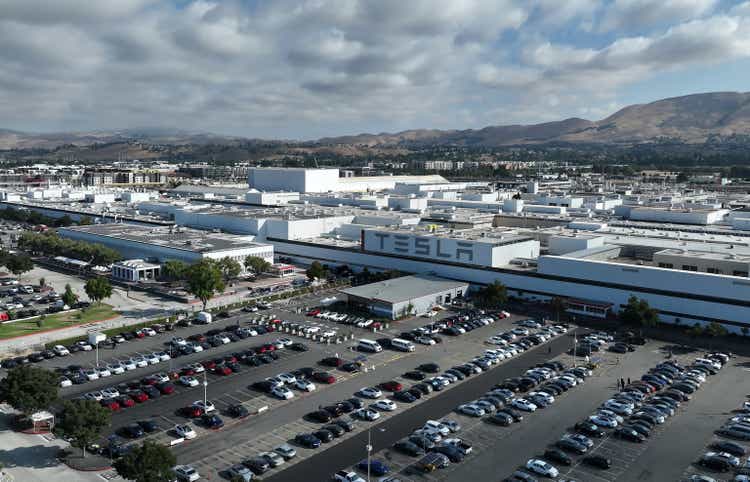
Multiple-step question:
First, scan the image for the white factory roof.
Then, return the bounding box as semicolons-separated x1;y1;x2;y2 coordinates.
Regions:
340;274;467;304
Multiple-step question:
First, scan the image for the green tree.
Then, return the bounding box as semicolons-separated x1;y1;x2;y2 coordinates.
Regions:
62;283;78;307
162;260;188;281
84;277;112;305
56;399;110;457
306;261;326;281
687;323;704;339
619;296;659;328
113;440;176;482
186;259;225;311
244;255;271;275
217;257;242;282
549;296;566;323
38;277;46;288
706;321;728;337
78;216;93;225
475;281;508;308
0;365;58;415
5;254;34;278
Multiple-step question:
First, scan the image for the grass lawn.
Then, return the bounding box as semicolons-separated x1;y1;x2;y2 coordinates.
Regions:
0;304;118;339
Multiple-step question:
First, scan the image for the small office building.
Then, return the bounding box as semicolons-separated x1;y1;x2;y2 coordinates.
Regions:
340;274;469;319
112;259;161;282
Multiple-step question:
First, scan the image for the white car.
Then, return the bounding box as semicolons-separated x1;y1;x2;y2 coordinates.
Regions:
101;387;120;399
77;341;93;351
171;337;187;346
424;420;450;436
84;391;104;401
359;387;382;399
512;398;538;412
354;408;380;421
153;372;170;383
695;358;722;371
53;345;70;356
119;358;136;371
173;464;200;482
96;366;111;378
174;424;197;440
189;362;205;373
271;386;295;400
295;379;316;392
334;471;366;482
59;377;72;388
107;363;125;375
589;414;618;428
528;391;555;404
598;409;625;424
180;376;199;387
155;351;171;362
526;458;559;478
132;356;148;368
457;404;485;417
192;400;215;413
146;353;161;365
83;369;99;381
277;372;297;384
372;400;397;412
276;338;293;347
142;327;157;336
603;399;634;416
413;428;442;443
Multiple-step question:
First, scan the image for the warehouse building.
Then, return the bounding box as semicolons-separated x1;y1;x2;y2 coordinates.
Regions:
58;224;273;268
340;274;469;319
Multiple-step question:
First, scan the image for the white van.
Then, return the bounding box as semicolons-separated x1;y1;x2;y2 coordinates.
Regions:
195;311;213;324
357;339;382;353
391;338;415;352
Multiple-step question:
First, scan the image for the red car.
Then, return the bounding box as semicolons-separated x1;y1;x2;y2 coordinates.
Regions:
379;381;403;392
129;390;149;403
116;396;135;408
180;405;204;418
320;357;344;367
312;372;336;384
101;399;120;411
263;344;277;352
180;367;195;376
202;360;217;370
141;376;159;386
214;366;232;376
307;309;321;316
224;355;237;364
157;382;175;394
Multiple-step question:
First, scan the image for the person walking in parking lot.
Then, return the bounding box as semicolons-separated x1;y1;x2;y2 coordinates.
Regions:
627;377;631;385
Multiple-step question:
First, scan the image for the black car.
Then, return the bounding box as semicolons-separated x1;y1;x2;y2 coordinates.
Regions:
228;404;250;418
406;388;423;399
120;423;145;438
295;433;321;448
346;398;364;409
497;408;523;422
1;358;18;369
556;439;587;455
243;457;270;475
41;350;56;359
710;440;746;457
142;386;161;399
409;435;435;450
445;369;465;381
404;371;426;381
137;419;159;432
202;414;224;429
323;424;346;437
430;444;464;463
333;419;355;432
544;448;572;466
337;401;355;413
413;383;433;395
575;421;605;438
313;429;334;443
28;352;45;363
487;412;513;426
341;362;361;373
307;410;332;423
615;427;645;443
394;440;424;457
393;391;417;403
252;381;274;392
583;455;611;469
624;423;651;438
417;363;440;373
699;455;732;472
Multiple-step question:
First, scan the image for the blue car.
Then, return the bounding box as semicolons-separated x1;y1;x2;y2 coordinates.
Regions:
201;414;224;429
357;459;389;476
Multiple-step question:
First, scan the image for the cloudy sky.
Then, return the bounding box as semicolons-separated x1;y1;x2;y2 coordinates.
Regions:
2;0;750;139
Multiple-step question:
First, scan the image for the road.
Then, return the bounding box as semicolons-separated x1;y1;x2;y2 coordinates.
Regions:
265;328;583;482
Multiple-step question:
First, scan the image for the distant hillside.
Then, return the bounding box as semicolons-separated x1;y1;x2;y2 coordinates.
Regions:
3;91;750;151
319;92;750;147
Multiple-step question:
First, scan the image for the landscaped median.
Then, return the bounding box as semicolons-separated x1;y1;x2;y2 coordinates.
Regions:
0;304;119;340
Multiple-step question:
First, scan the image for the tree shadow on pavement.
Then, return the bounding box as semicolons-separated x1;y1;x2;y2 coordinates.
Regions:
657;343;697;355
0;444;62;469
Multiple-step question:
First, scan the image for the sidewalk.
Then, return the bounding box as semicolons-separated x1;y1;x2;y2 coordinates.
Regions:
0;405;103;482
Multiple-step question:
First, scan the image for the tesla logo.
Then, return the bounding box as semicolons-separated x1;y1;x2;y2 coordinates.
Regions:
369;232;474;262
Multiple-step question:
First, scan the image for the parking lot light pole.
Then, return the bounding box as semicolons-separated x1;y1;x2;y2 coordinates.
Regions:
366;427;372;482
203;371;208;408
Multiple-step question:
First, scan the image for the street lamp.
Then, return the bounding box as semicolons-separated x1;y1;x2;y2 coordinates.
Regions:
202;370;208;408
366;427;386;482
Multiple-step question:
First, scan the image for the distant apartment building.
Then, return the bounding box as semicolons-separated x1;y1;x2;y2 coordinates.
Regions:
414;160;463;171
83;168;167;186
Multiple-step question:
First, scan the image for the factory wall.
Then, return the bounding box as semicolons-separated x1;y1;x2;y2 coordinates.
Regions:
248;168;340;193
264;216;353;240
548;236;604;255
269;238;750;333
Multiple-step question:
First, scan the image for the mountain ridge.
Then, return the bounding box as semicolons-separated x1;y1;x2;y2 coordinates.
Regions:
2;91;750;150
